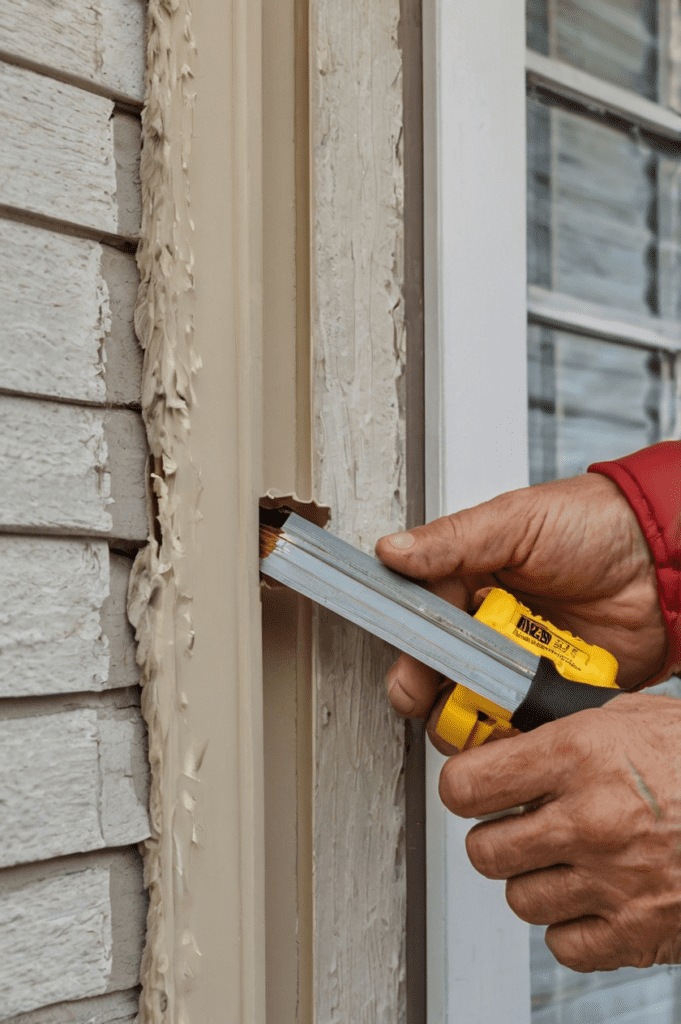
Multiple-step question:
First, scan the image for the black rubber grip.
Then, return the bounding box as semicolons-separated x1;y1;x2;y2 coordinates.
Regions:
510;656;621;733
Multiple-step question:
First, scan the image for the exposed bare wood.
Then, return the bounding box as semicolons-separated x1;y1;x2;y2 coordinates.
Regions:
309;1;407;1020
2;988;139;1024
0;398;147;541
0;710;149;867
0;61;116;233
0;0;145;102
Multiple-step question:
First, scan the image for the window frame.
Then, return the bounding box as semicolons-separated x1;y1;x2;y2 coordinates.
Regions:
423;3;531;1021
424;4;681;1021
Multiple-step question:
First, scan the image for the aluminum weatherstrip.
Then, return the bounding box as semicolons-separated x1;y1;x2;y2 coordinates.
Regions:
261;514;538;711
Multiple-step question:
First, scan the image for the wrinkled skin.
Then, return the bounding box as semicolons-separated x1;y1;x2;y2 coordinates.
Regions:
375;473;679;971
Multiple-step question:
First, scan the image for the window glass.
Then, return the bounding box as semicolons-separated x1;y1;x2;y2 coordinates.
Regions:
526;7;681;1018
528;324;673;482
531;928;681;1021
527;0;659;101
527;95;681;318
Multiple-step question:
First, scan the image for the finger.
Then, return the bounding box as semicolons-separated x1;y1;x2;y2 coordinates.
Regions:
545;916;633;973
465;803;574;880
375;489;536;581
438;715;590;818
385;653;441;718
505;866;604;926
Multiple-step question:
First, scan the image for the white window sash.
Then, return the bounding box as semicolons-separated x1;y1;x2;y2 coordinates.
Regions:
423;1;531;1021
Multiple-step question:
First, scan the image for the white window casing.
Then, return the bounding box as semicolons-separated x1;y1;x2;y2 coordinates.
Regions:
423;1;531;1021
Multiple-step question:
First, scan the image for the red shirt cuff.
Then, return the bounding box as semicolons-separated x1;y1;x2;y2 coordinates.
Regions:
588;441;681;686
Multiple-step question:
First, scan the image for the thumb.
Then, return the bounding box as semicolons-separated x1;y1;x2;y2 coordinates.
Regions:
375;490;532;582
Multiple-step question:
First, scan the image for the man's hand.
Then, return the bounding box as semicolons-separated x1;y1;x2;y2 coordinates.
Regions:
376;473;668;722
375;471;677;970
442;693;681;971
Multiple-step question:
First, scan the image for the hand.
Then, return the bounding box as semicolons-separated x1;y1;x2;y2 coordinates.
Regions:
376;473;669;733
442;692;681;971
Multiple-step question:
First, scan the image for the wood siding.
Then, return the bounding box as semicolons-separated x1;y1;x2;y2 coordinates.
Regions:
0;1;149;1020
309;2;408;1021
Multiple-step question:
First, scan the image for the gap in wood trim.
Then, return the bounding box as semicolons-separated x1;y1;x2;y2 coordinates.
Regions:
0;49;144;113
400;0;427;1022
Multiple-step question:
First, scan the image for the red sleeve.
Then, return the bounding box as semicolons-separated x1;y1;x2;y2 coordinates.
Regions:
588;441;681;686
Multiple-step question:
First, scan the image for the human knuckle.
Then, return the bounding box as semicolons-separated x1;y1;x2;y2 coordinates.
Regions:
505;878;535;921
440;761;478;815
466;828;504;878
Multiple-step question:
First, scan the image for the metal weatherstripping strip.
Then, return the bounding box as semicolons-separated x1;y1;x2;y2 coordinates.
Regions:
260;513;539;712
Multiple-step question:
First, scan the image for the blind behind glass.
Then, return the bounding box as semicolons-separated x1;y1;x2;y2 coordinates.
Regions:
528;324;673;483
527;95;681;321
526;6;681;1019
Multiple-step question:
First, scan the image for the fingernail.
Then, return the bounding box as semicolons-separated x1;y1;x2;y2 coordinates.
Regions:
387;532;415;550
387;676;416;715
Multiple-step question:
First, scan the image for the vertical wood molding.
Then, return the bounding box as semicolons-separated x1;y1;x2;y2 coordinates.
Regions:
309;2;407;1020
261;0;313;1019
128;0;265;1021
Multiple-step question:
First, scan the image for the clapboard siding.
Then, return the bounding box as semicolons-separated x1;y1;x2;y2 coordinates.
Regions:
3;988;139;1024
0;850;145;1021
0;867;112;1018
0;4;149;1022
0;398;147;540
0;221;141;406
0;538;139;698
0;710;149;867
0;0;146;103
0;61;118;233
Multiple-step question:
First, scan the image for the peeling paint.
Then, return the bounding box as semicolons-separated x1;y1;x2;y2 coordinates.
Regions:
126;0;201;1020
310;1;407;1020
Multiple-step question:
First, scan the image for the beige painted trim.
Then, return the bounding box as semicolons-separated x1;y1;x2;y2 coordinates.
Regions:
261;0;313;1019
128;0;266;1021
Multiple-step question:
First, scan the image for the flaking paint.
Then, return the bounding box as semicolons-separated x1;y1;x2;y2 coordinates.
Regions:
126;0;201;1019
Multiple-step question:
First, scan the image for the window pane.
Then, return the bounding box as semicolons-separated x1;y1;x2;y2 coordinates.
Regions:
531;926;681;1021
528;324;673;483
527;96;681;318
526;0;659;101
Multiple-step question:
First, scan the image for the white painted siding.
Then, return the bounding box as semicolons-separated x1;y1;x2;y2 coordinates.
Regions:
0;2;149;1020
0;221;109;402
0;538;109;697
0;868;112;1018
2;988;140;1024
0;711;149;867
0;0;146;102
0;399;147;540
0;62;117;232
